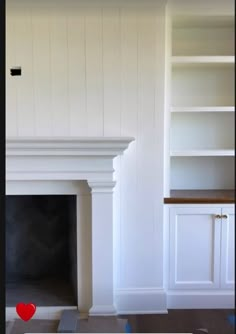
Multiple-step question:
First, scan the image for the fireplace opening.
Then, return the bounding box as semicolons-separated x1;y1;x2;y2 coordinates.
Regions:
6;195;77;307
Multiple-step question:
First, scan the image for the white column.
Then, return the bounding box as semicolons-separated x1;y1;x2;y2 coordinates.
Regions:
87;180;117;316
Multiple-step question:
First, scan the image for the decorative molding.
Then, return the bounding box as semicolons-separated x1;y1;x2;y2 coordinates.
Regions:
6;137;134;158
88;181;116;193
6;137;134;182
115;288;167;314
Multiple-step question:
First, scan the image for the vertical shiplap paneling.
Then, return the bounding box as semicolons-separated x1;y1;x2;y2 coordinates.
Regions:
154;8;167;287
103;8;122;286
32;7;52;136
67;8;87;136
102;8;121;136
119;7;138;288
113;154;121;290
6;11;18;136
50;7;70;136
130;9;158;286
6;3;165;292
14;8;35;136
85;8;103;136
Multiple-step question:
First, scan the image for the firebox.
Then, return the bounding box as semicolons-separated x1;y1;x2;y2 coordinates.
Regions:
6;195;77;307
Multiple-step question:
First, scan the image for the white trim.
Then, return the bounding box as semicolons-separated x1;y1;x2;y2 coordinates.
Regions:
89;305;117;316
115;288;167;314
220;207;235;289
172;56;234;65
170;149;234;157
171;106;235;113
88;181;116;193
6;137;134;158
167;291;235;309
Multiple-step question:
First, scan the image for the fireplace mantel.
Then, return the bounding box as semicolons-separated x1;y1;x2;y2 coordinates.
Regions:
6;137;134;157
6;137;134;182
6;136;134;318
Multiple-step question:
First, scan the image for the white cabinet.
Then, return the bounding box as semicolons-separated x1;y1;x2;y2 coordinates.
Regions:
168;205;235;291
220;207;235;289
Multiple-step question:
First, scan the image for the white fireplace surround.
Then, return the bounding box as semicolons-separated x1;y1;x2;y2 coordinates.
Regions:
6;137;134;319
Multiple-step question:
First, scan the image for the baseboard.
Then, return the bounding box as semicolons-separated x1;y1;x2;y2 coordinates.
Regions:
115;288;168;314
6;306;77;321
167;290;235;309
89;305;117;316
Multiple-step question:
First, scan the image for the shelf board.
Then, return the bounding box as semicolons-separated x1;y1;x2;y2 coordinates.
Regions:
170;149;234;157
164;189;235;204
171;106;235;113
172;56;234;65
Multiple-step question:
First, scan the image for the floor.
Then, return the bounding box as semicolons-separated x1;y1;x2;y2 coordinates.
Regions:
121;310;235;334
6;319;59;334
6;317;126;334
6;310;235;333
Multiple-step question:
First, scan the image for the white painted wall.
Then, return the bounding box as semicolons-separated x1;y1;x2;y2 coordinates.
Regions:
6;0;167;312
6;0;235;313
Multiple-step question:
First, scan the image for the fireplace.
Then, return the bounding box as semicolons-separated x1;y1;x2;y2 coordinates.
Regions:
6;137;134;320
6;195;77;307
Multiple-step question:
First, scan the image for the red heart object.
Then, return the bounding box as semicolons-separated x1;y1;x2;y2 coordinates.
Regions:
16;303;36;321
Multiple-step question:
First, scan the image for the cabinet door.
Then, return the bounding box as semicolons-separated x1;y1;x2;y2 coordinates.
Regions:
220;207;235;289
169;207;221;289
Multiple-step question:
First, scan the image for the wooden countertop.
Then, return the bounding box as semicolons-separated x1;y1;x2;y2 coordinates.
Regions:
164;190;235;204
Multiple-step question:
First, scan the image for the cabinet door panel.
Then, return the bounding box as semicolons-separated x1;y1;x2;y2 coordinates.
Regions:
221;207;235;289
169;207;221;289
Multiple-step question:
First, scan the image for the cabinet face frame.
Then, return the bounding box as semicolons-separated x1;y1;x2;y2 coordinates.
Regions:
169;206;222;290
220;207;235;289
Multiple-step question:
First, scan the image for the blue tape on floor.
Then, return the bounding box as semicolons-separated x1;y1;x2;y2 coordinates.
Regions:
125;322;132;333
227;315;235;326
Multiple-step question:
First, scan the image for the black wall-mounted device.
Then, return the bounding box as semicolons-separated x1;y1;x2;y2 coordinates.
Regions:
10;67;22;76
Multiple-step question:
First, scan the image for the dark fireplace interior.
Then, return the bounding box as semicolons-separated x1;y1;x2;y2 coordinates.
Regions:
6;195;77;306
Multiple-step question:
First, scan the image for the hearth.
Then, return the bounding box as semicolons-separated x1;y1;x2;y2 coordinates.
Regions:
6;195;77;307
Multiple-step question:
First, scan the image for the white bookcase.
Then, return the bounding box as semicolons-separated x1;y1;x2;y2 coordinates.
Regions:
169;15;235;192
165;13;235;310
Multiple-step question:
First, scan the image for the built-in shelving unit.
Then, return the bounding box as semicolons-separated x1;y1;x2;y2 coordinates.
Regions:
168;15;235;195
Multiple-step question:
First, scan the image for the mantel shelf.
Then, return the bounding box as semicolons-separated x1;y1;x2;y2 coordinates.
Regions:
6;137;135;158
